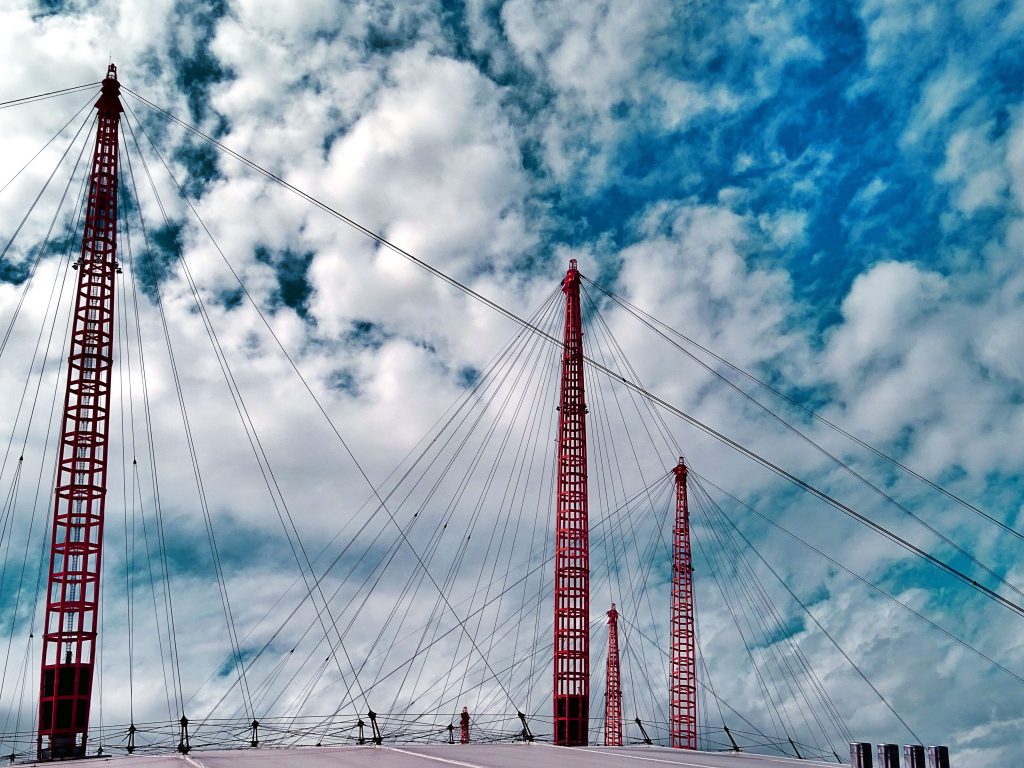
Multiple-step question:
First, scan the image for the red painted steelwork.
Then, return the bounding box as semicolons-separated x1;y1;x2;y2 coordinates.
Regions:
604;603;622;747
37;64;122;761
553;258;589;746
670;457;698;749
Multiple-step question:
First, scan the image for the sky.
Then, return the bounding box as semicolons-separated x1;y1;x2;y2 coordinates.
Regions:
0;0;1023;764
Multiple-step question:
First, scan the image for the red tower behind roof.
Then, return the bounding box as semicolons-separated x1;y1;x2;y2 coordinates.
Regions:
37;64;123;761
553;259;590;746
604;603;623;747
670;457;698;749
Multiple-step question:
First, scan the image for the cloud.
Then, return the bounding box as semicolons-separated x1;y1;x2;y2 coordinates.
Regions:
0;1;1023;764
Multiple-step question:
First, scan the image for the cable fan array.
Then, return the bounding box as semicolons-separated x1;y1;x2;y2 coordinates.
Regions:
0;76;1019;764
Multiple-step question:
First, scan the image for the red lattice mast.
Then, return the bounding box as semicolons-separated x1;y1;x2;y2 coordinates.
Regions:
37;64;122;761
553;258;589;746
670;457;697;749
604;603;622;746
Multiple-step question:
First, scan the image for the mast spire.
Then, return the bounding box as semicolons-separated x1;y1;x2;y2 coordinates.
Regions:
604;603;623;747
37;63;123;761
553;258;590;746
670;457;698;749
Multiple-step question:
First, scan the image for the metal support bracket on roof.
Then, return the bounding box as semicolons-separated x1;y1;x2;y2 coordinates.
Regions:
724;725;741;752
634;717;652;745
517;711;534;742
368;710;383;745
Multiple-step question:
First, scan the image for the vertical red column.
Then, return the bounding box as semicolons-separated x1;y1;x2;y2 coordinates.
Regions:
670;458;697;749
604;603;622;747
37;64;122;761
460;707;470;744
553;258;589;746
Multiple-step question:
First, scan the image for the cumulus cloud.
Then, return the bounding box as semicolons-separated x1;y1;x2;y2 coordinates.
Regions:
0;0;1022;765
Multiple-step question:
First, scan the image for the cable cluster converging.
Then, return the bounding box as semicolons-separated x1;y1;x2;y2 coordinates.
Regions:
0;80;1019;759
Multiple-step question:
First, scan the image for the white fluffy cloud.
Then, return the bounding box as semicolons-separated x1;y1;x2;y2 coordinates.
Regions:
0;1;1021;765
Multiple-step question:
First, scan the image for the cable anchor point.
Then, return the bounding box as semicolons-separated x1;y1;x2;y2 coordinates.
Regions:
517;711;534;742
367;710;382;745
177;715;191;754
634;717;652;745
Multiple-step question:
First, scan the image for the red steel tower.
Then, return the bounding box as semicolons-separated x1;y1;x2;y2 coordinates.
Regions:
670;457;697;749
37;64;123;761
553;258;589;746
604;603;622;747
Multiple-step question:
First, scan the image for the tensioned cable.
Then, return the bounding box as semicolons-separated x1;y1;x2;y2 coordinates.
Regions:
0;115;95;273
501;349;559;705
579;369;1024;619
0;91;96;198
583;275;1024;547
693;596;726;748
121;109;368;724
175;290;561;733
0;110;95;356
580;288;679;724
16;284;76;749
616;612;799;753
121;97;524;716
121;113;257;720
0;83;100;111
398;305;559;723
119;87;1007;749
294;294;561;739
0;459;24;681
0;115;92;709
690;474;922;745
0;108;93;476
269;475;668;734
467;306;562;716
116;150;140;724
581;278;1024;611
688;478;839;754
687;472;836;749
425;305;561;718
414;474;667;724
120;119;189;717
583;286;828;745
282;303;561;741
693;469;1024;688
185;308;554;726
124;99;532;723
120;88;1024;625
581;303;852;755
687;496;795;745
701;488;853;749
580;286;739;744
693;478;854;747
119;175;179;722
0;110;95;675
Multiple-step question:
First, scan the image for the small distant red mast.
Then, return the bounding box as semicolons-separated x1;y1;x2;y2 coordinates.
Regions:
670;457;698;749
604;603;623;746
